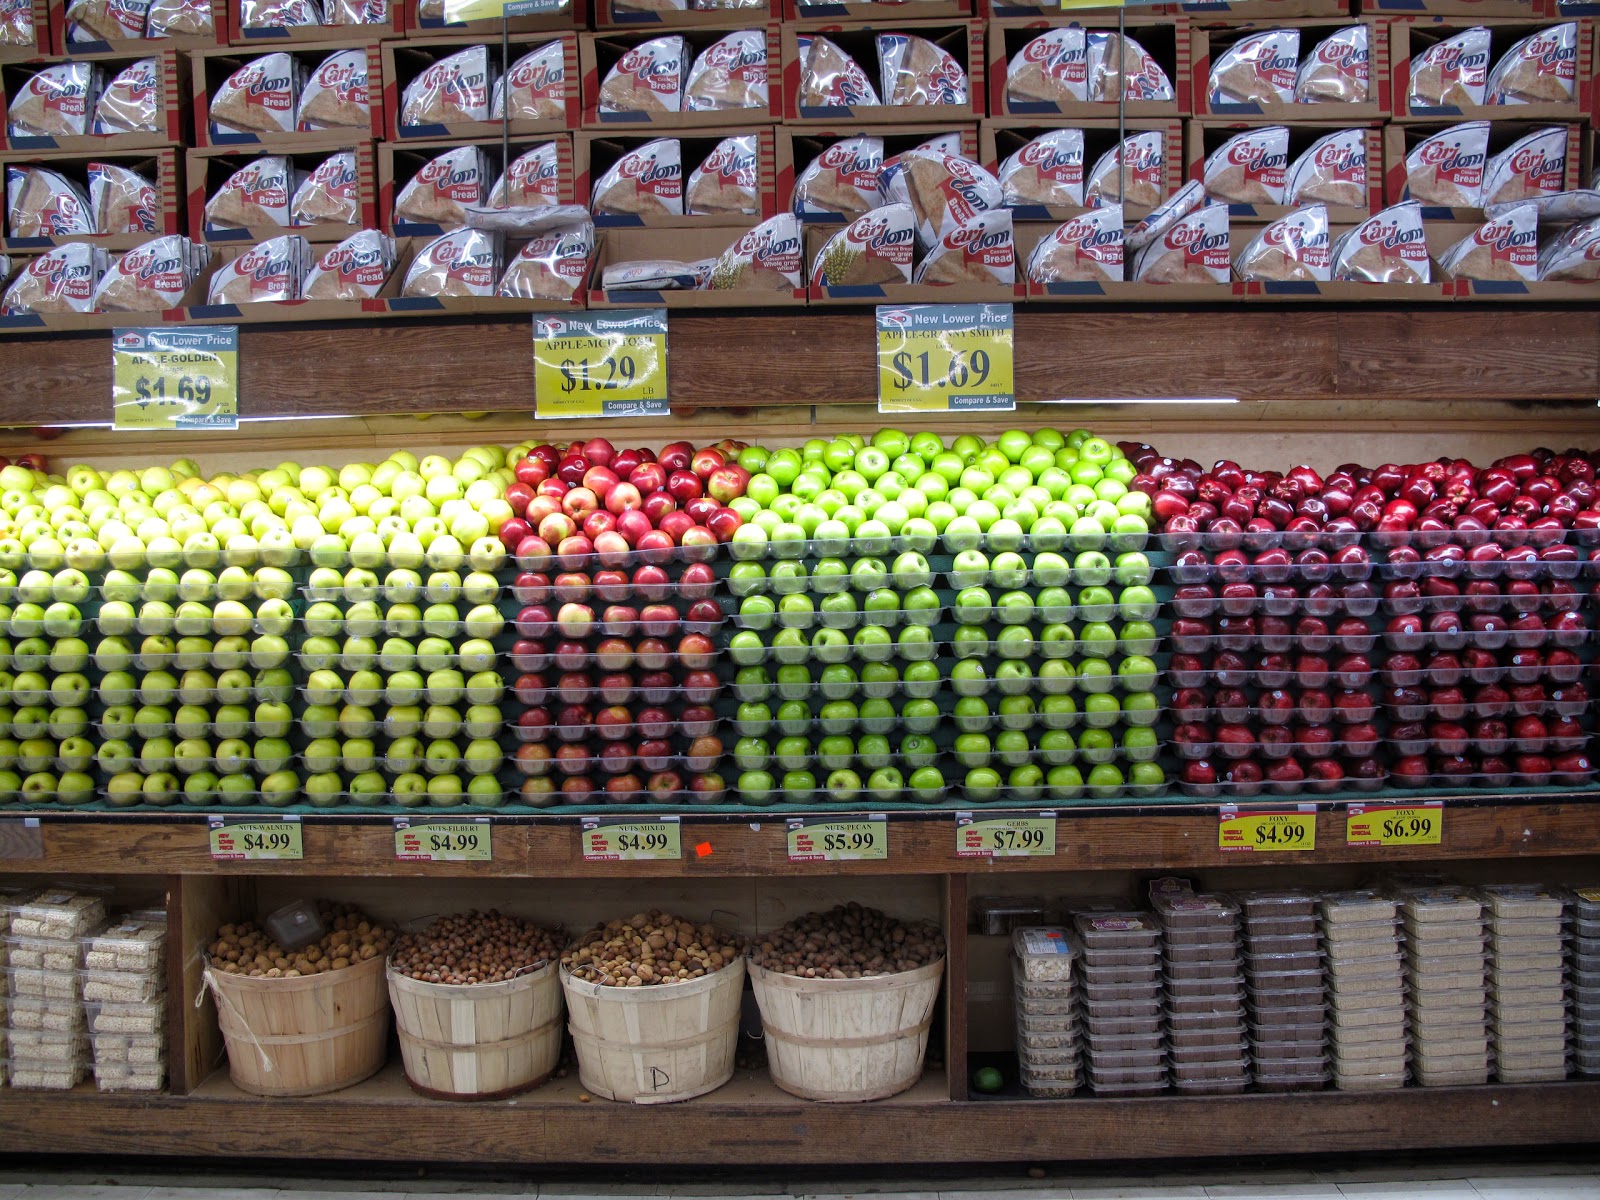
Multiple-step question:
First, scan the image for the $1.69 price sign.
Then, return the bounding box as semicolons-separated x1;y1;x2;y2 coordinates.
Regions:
1218;805;1317;853
533;310;669;420
208;816;302;862
786;816;887;863
877;303;1015;415
112;326;239;432
955;811;1057;858
1346;802;1443;847
393;817;492;862
581;816;681;862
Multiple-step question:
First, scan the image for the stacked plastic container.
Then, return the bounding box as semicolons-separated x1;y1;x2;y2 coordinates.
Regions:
1400;885;1490;1087
1575;888;1600;1078
1011;927;1080;1098
1239;889;1327;1092
1483;883;1569;1084
82;914;168;1092
1151;883;1247;1095
1074;911;1165;1095
1322;889;1407;1091
4;887;106;1089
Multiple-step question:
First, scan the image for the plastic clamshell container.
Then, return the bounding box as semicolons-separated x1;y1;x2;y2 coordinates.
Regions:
1496;1062;1570;1083
1086;1045;1166;1070
6;1060;87;1090
6;966;78;1001
1167;958;1244;982
1480;883;1567;920
1018;1027;1077;1051
7;997;83;1032
1169;987;1246;1015
1085;1064;1166;1093
1153;893;1241;933
1082;994;1162;1021
1326;953;1405;979
84;1001;164;1035
1249;1018;1325;1043
1013;927;1075;982
1245;914;1319;937
9;1028;87;1062
1321;891;1398;924
80;921;165;973
1011;959;1075;1001
1244;933;1321;956
88;1030;165;1066
974;895;1052;936
1018;1042;1079;1066
1083;946;1163;970
1398;886;1484;922
1165;973;1247;998
1169;1029;1247;1053
1169;1008;1247;1033
1019;1063;1079;1096
80;969;164;1004
1332;1069;1407;1091
1487;914;1565;939
92;1061;165;1092
1488;933;1564;956
1014;990;1076;1018
1073;912;1162;948
5;935;81;972
1237;891;1317;919
9;889;108;939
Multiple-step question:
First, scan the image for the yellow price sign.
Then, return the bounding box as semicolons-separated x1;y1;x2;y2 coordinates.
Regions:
445;0;564;18
877;304;1015;415
1219;806;1317;853
208;817;302;862
112;326;238;431
1346;803;1442;848
534;310;668;421
955;810;1057;858
394;817;492;862
581;817;681;862
786;816;888;862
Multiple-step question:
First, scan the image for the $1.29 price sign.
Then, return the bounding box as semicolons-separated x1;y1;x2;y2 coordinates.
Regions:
1346;802;1443;847
786;816;887;863
581;816;681;862
393;817;492;862
1218;805;1317;853
208;816;302;862
955;811;1057;858
533;310;669;420
877;303;1015;415
112;326;239;431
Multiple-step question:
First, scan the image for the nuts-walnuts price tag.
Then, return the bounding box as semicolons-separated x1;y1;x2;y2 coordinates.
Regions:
786;815;887;862
581;816;681;861
876;304;1015;415
1219;805;1316;853
112;326;238;431
208;816;302;862
534;310;669;421
955;810;1057;858
1346;802;1442;847
394;817;492;862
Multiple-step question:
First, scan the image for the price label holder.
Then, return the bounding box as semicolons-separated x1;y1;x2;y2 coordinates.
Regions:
786;815;888;863
1346;802;1443;847
393;817;492;862
955;810;1057;858
112;326;238;431
1218;805;1317;853
445;0;563;17
534;310;669;420
876;303;1015;415
208;816;302;862
0;817;42;860
581;816;681;862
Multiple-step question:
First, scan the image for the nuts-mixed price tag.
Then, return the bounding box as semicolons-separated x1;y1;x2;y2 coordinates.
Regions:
112;326;238;431
208;816;302;862
876;304;1015;415
955;810;1057;858
534;310;669;420
393;817;493;862
1346;802;1443;847
786;816;888;862
1218;805;1317;853
581;817;681;861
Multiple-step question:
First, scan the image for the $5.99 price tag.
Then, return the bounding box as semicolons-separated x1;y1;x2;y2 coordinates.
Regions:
1346;802;1443;847
877;303;1015;415
113;326;239;431
1218;805;1317;853
534;310;669;420
955;810;1057;858
208;816;302;862
581;816;681;862
786;816;887;863
394;817;492;862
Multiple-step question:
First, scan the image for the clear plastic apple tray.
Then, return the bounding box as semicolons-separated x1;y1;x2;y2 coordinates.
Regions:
1379;586;1587;617
1170;587;1381;620
1173;732;1380;761
1169;630;1380;656
1382;686;1589;723
1178;764;1386;798
717;529;1152;565
960;778;1166;806
1167;659;1377;692
727;605;944;634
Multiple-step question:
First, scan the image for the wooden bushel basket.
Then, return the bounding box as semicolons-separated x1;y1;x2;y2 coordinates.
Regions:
749;958;944;1102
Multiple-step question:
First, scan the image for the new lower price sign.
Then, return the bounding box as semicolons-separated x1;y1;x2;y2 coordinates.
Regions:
534;310;669;420
394;817;492;862
208;816;302;861
876;304;1015;415
581;817;681;861
955;811;1057;857
112;326;238;431
786;816;887;862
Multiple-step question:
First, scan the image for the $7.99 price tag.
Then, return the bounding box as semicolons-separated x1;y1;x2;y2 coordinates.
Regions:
1218;805;1317;853
208;816;302;861
113;326;239;432
1346;802;1443;847
955;811;1057;858
877;304;1015;415
786;816;887;862
533;310;669;421
394;817;492;862
581;817;681;861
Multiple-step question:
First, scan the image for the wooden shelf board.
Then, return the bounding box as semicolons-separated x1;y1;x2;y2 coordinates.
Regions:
1;1064;1595;1164
5;800;1598;878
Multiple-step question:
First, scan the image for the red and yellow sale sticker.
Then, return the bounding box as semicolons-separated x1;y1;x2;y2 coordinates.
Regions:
1346;803;1442;847
1219;806;1316;852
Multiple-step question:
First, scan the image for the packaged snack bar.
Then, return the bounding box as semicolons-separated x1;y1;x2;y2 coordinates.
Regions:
488;142;561;210
598;36;686;113
1486;23;1576;105
206;233;308;303
401;46;491;127
65;0;149;42
1084;131;1164;208
6;166;94;237
810;203;914;286
210;53;300;136
684;30;767;112
1126;178;1204;252
1209;29;1299;106
1403;122;1488;206
1203;126;1288;205
896;150;1003;251
1408;28;1490;109
1331;200;1429;283
999;129;1084;208
791;135;881;218
1286;128;1366;208
94;59;161;135
9;63;99;138
1132;203;1229;283
146;0;213;35
297;47;369;132
798;36;880;107
401;227;501;296
1536;216;1600;280
1437;204;1536;282
492;41;566;121
1087;32;1173;102
1296;25;1368;104
1026;205;1122;284
239;0;320;29
707;212;800;290
686;135;757;216
878;34;967;106
497;208;592;300
300;228;394;298
393;146;486;228
592;137;681;216
92;234;208;309
88;161;157;234
1480;126;1567;207
913;209;1014;286
2;244;108;313
1234;204;1330;282
205;155;295;229
291;150;359;225
1006;28;1087;105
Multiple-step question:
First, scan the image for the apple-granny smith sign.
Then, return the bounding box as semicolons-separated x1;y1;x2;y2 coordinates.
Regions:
876;304;1015;415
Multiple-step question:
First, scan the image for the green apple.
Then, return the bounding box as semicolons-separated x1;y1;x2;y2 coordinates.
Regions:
774;665;812;700
1122;691;1160;726
1118;655;1159;691
865;766;903;801
737;769;775;804
810;626;851;664
1039;658;1081;696
1086;762;1125;798
963;766;1002;803
1122;726;1160;762
1128;761;1165;795
1084;693;1122;728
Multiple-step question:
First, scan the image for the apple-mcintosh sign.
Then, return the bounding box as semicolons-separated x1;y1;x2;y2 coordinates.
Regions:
534;311;669;421
113;327;239;432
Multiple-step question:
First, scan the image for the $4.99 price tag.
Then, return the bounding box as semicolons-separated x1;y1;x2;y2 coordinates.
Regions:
876;303;1015;415
533;310;669;420
1346;802;1443;847
1218;805;1317;853
581;816;681;862
113;326;239;431
786;816;887;863
955;810;1057;858
393;817;492;862
208;816;302;862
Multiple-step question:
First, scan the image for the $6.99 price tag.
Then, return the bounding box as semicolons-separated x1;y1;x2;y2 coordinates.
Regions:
1218;806;1317;853
534;310;669;421
1346;802;1442;847
877;304;1015;415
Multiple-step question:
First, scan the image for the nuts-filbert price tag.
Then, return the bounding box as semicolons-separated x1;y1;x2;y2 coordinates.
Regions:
1346;802;1442;847
112;327;238;432
786;816;888;862
1218;805;1316;853
877;304;1015;415
581;816;681;861
955;810;1057;858
394;817;492;862
208;816;302;862
534;310;669;421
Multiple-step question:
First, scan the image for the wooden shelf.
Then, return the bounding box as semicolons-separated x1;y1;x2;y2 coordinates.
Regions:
6;799;1598;878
